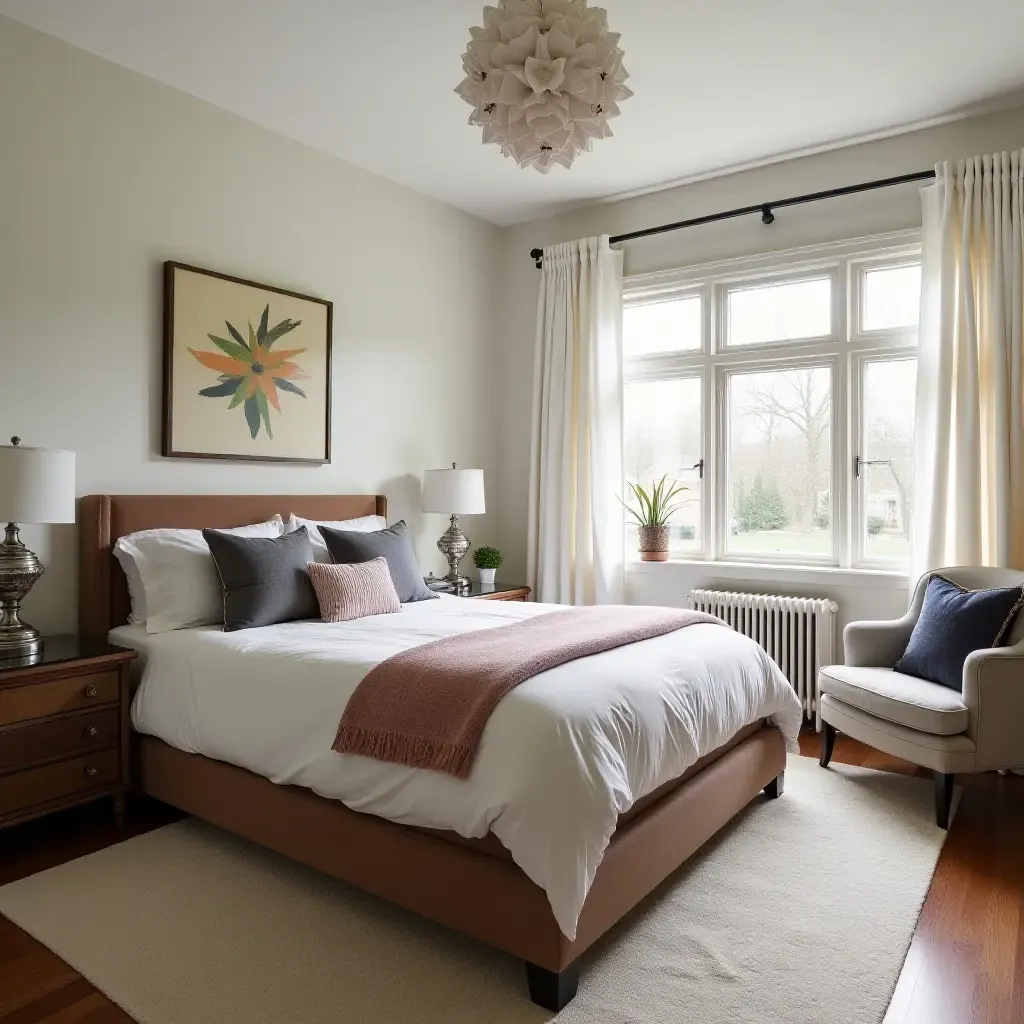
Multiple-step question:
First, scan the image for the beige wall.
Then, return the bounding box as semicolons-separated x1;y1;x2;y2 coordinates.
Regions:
6;10;1024;639
496;105;1024;634
0;16;502;634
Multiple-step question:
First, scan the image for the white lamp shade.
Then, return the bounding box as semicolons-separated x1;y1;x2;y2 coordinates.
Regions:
0;443;76;524
421;467;485;515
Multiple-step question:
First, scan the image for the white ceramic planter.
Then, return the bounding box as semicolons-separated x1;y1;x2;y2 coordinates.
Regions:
478;567;497;586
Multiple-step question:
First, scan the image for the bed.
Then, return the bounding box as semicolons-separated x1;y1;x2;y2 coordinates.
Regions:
79;493;800;1010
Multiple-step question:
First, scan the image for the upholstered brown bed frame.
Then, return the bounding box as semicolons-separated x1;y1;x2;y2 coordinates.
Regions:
78;494;787;1010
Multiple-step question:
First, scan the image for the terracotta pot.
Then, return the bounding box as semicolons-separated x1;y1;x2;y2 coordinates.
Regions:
638;524;670;561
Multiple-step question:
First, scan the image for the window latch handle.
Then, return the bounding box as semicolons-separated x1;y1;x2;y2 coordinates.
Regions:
692;459;704;480
854;455;892;478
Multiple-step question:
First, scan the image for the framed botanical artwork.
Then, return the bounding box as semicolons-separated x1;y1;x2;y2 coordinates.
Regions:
162;262;332;463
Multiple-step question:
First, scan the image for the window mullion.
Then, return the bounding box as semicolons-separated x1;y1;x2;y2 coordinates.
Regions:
711;366;727;560
849;353;865;566
833;351;849;568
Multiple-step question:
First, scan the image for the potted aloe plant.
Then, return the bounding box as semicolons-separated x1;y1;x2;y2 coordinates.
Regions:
623;476;688;561
473;545;502;586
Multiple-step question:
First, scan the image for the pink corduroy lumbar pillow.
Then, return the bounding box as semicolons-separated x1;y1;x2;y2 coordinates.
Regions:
307;557;402;622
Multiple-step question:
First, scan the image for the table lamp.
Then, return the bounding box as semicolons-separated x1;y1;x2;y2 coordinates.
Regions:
421;463;485;589
0;437;76;658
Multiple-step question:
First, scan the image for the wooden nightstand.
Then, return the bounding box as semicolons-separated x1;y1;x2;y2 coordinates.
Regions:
462;582;532;602
0;636;136;831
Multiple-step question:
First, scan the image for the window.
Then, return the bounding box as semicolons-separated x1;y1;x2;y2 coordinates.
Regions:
726;276;832;347
858;358;916;563
726;365;833;559
862;264;921;332
623;232;920;568
624;376;702;555
623;295;701;357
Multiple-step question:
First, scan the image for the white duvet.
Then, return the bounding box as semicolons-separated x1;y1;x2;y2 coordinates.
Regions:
117;595;802;938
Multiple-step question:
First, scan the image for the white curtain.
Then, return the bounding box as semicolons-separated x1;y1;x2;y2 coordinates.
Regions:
913;150;1024;578
527;236;625;605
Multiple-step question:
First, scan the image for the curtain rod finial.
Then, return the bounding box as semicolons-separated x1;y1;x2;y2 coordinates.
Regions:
530;248;543;269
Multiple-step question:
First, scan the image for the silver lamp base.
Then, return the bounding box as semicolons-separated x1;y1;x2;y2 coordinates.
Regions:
0;522;44;659
437;514;471;589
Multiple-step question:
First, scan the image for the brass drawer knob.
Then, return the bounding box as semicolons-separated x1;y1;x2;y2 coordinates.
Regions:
85;765;99;778
84;684;98;698
84;724;99;738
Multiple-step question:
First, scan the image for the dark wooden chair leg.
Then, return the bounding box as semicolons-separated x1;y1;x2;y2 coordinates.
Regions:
819;722;836;768
763;770;784;799
525;960;580;1010
934;771;954;830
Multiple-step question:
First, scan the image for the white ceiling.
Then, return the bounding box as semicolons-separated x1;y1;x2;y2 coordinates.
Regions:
4;0;1024;225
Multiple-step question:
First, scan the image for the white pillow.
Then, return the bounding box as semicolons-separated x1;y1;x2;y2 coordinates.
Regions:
284;513;387;563
112;545;149;625
114;516;284;633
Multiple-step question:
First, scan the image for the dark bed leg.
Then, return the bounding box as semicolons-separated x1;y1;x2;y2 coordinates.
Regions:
819;722;836;768
763;770;785;799
934;771;954;830
525;960;580;1011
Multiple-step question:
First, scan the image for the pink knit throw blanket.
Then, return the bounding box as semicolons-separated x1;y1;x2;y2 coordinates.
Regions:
333;606;723;778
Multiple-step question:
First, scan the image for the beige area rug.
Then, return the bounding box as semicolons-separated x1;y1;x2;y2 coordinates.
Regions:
0;756;948;1024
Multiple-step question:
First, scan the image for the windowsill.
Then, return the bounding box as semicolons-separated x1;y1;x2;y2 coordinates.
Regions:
626;558;910;590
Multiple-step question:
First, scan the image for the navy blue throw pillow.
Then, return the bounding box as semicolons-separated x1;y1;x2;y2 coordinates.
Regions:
894;575;1024;690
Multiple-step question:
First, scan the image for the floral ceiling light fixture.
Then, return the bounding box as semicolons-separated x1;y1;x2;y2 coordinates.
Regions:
455;0;632;173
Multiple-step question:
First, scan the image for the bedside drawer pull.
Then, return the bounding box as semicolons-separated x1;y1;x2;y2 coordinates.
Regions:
84;684;98;698
85;765;99;778
84;724;99;738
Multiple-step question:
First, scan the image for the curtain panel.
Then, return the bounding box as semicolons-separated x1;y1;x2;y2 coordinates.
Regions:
527;236;625;605
913;150;1024;579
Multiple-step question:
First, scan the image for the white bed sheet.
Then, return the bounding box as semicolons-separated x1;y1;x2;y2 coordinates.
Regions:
110;623;151;666
118;596;802;938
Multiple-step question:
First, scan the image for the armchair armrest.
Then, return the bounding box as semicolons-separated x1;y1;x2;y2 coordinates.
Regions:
843;616;914;668
962;642;1024;770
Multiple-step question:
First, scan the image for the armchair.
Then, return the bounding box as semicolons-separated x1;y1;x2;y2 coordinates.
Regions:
818;567;1024;828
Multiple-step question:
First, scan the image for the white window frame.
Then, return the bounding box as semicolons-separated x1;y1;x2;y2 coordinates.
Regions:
849;349;918;568
623;368;707;555
719;266;840;352
851;255;923;342
717;353;843;566
623;229;920;570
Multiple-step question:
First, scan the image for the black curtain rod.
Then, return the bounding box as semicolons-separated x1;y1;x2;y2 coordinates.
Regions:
529;169;936;268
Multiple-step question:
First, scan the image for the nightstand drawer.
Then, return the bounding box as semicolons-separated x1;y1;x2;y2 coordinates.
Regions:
0;670;119;727
0;709;120;772
0;748;120;816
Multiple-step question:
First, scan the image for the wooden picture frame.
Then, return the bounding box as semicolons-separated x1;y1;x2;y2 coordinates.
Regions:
162;262;332;463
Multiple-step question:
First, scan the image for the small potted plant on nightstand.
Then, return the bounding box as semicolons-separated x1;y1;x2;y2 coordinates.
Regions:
473;546;502;587
623;475;688;562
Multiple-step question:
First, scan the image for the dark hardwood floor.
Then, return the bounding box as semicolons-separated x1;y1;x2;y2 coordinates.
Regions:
0;799;181;1023
0;736;1022;1023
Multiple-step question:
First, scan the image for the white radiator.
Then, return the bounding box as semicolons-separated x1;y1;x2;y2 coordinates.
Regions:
688;589;838;729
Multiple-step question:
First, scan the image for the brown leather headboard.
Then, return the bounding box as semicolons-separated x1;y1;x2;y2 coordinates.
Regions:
79;494;387;638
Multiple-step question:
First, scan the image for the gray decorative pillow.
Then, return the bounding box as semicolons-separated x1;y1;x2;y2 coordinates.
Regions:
203;526;319;631
320;521;437;603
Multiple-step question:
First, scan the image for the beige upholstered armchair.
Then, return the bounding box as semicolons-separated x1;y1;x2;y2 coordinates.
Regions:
818;567;1024;829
